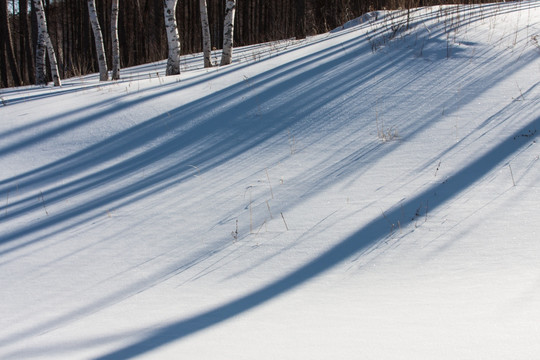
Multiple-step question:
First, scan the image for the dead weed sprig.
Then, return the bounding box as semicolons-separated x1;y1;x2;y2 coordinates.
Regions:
532;35;540;51
39;191;49;216
376;110;398;142
231;219;239;241
288;129;297;154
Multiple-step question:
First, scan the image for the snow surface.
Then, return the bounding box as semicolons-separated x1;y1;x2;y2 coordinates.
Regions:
0;2;539;359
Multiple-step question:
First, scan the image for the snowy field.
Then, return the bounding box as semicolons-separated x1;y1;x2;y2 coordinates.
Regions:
1;1;539;359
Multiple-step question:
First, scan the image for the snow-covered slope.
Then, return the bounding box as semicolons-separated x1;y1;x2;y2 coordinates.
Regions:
0;2;539;359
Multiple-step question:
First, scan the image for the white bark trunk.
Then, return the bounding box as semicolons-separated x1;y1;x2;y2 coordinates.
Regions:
163;0;181;75
199;0;212;68
35;33;47;85
220;0;236;66
44;33;61;86
88;0;108;81
111;0;120;80
33;0;61;86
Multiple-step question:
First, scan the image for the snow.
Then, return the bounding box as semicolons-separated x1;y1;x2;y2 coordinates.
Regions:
0;1;539;359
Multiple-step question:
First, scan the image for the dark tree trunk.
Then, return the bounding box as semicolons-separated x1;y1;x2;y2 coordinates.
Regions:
1;0;22;87
295;0;306;40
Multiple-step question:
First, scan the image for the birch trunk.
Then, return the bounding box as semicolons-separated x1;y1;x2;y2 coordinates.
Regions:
88;0;108;81
163;0;181;75
220;0;236;66
33;0;61;86
111;0;120;80
199;0;212;68
35;32;47;85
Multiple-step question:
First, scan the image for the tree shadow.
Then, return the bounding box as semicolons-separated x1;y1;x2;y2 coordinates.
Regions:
95;116;538;359
1;28;406;252
0;2;538;357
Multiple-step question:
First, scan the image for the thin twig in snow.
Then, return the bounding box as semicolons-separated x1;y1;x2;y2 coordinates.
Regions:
508;163;516;186
266;200;273;219
266;168;274;199
281;212;289;231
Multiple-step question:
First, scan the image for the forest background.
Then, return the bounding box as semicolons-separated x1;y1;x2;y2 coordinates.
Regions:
1;0;497;88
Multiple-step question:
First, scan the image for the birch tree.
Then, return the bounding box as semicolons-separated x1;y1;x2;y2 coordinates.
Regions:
220;0;236;66
33;0;61;86
111;0;120;80
199;0;212;68
88;0;108;81
163;0;181;75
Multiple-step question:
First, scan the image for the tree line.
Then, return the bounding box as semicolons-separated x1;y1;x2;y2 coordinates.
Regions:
1;0;495;88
